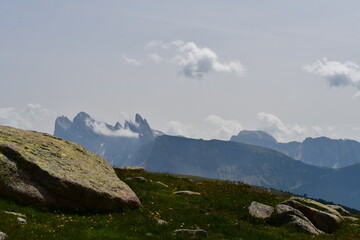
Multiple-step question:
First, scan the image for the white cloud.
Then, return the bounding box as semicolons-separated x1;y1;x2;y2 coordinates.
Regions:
149;53;163;63
204;115;242;140
303;58;360;90
256;112;307;142
85;119;139;138
122;54;142;66
165;115;242;140
166;120;194;137
146;40;245;79
255;112;341;142
0;103;57;133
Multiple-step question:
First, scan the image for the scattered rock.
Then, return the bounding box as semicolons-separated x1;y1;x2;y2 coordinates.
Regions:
156;219;168;225
327;205;350;216
0;232;7;240
0;126;140;211
155;181;168;188
283;198;343;233
17;217;27;225
290;197;343;218
120;166;146;172
125;177;147;183
343;216;359;222
3;211;26;218
248;201;274;219
173;229;208;238
274;204;323;235
173;191;201;195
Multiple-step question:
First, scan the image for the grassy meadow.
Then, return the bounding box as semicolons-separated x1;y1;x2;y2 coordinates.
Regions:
0;169;358;240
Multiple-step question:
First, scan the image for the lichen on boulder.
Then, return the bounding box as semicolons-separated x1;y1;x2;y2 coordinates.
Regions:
0;126;140;211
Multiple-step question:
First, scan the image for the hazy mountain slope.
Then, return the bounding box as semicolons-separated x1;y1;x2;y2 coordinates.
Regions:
133;135;333;191
54;112;157;166
293;163;360;210
231;130;360;168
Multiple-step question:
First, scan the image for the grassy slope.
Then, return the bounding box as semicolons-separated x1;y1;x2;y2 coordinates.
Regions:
0;169;359;240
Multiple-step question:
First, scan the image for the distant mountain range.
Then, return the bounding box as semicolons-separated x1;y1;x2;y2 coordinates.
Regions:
230;130;360;168
53;112;360;210
54;112;162;166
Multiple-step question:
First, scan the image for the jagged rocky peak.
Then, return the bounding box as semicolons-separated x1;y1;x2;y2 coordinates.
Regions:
135;113;144;124
55;115;72;130
73;111;92;124
54;116;73;139
114;122;123;130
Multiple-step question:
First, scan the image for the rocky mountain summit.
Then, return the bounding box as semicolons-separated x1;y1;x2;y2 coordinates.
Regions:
54;112;162;167
0;126;140;211
231;130;360;168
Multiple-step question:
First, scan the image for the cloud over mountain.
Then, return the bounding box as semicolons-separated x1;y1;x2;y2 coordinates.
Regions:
256;112;307;142
147;40;245;79
303;58;360;89
85;119;139;138
165;115;242;140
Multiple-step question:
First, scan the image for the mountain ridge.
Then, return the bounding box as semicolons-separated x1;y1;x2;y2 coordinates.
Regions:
231;130;360;168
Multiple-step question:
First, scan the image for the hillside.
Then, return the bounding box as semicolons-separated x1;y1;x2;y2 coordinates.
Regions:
132;135;333;191
231;130;360;168
0;169;359;239
293;163;360;210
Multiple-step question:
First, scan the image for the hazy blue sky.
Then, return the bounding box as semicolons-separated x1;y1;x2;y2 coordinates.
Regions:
1;0;360;142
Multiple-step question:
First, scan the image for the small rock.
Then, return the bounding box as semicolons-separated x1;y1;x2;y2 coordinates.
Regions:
120;166;146;172
156;219;168;225
248;201;274;219
173;190;201;195
173;229;208;238
125;177;147;183
343;216;359;222
327;205;351;216
155;181;168;188
0;232;7;240
3;211;26;218
17;217;27;225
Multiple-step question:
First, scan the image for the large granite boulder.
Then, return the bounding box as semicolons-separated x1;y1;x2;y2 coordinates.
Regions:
274;204;323;235
282;197;343;233
248;201;274;219
0;126;140;211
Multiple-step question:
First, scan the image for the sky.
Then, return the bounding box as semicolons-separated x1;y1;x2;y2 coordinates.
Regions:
1;0;360;142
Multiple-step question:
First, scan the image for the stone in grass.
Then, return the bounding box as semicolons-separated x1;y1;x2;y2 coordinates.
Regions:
283;198;343;234
274;204;323;235
3;211;26;218
173;191;201;195
173;229;208;238
0;126;140;211
248;201;274;219
120;166;146;172
327;205;351;216
155;181;169;188
343;216;359;222
0;232;7;240
125;177;147;183
17;217;27;225
156;219;168;225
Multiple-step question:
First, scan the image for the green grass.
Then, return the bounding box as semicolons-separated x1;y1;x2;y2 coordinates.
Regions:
0;169;359;240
